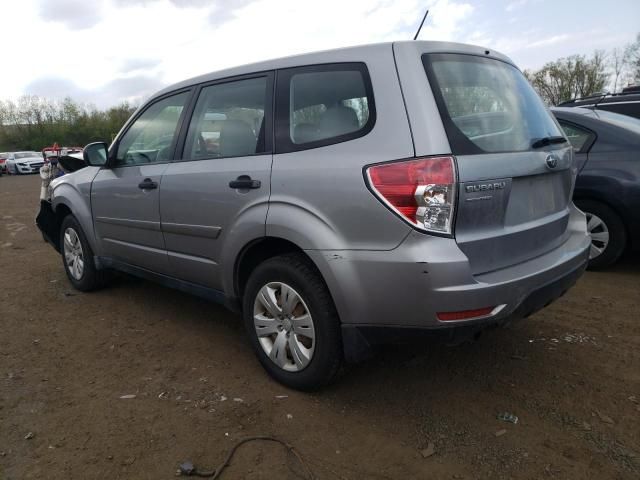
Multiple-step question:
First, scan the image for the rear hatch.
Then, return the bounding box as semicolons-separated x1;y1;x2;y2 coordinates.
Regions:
421;51;574;274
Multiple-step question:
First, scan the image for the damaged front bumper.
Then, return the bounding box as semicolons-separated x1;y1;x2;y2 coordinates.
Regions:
35;200;61;252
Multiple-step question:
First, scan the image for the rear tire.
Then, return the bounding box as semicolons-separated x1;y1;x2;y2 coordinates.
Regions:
575;200;626;269
242;253;342;391
60;215;108;291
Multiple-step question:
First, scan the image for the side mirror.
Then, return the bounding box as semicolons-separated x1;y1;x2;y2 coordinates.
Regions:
83;142;109;167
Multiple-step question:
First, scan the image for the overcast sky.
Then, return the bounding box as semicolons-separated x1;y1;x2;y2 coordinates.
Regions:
1;0;638;108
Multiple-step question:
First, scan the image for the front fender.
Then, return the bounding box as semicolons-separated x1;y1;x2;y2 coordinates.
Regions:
51;167;101;252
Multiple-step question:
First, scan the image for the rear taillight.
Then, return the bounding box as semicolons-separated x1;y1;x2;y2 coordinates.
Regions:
366;156;457;235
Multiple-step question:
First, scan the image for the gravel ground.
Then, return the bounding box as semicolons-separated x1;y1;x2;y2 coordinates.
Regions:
1;174;639;479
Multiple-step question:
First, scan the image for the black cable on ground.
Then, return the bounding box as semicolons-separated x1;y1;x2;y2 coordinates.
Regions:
178;435;315;479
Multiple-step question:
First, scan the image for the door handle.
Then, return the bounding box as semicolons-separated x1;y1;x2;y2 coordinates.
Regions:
229;175;261;189
138;178;158;190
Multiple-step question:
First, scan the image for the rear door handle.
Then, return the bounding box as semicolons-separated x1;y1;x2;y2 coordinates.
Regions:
138;178;158;190
229;175;261;189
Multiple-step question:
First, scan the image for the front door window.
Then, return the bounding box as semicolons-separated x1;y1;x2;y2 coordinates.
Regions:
115;92;189;166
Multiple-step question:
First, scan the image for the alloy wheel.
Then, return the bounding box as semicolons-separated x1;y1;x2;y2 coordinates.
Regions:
63;227;85;280
586;212;610;260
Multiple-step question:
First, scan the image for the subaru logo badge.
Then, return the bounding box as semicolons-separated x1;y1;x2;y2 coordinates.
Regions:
545;154;559;169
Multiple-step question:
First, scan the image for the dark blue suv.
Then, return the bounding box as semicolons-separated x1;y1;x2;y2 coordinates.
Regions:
553;106;640;268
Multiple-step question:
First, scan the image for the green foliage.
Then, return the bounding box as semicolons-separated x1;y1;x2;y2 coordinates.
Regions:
0;96;137;151
523;51;609;106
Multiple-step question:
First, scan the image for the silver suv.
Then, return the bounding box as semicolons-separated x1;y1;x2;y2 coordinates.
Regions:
38;41;590;390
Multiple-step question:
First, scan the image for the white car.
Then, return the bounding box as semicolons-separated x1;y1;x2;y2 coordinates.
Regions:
6;151;44;174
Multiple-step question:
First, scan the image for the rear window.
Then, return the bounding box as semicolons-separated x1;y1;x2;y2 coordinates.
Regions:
592;109;640;135
422;53;563;155
275;63;375;153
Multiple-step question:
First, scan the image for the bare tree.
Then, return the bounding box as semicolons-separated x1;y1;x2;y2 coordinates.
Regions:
610;47;627;92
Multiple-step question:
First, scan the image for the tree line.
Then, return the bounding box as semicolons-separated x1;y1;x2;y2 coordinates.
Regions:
0;96;137;152
524;33;640;105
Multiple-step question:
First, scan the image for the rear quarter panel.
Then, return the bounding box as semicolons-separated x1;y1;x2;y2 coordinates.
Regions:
576;149;640;250
267;44;415;251
568;112;640;249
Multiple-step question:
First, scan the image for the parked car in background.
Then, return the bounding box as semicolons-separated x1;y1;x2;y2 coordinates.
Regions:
0;152;9;174
6;151;44;174
37;41;590;390
552;107;640;268
558;86;640;120
42;145;83;164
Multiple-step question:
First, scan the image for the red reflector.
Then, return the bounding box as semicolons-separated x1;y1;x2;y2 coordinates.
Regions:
367;156;455;227
437;307;495;321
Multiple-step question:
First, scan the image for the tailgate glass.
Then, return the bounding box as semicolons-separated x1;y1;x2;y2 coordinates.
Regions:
422;53;563;155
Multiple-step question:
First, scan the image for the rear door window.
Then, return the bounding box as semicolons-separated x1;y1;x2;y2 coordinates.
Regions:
275;63;375;153
422;53;563;155
557;120;595;152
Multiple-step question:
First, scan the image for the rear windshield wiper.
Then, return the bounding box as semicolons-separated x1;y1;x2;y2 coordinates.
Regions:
531;136;568;149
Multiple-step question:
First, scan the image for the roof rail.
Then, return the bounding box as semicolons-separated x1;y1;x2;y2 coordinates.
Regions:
558;92;607;105
579;92;608;100
558;87;640;105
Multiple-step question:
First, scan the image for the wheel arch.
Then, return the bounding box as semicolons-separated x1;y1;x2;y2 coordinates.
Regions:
52;203;73;251
229;235;355;322
52;187;97;253
232;237;319;302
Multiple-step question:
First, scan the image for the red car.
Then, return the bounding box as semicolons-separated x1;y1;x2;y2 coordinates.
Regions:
0;152;9;174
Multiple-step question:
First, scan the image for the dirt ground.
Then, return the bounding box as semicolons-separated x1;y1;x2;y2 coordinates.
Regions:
1;174;639;480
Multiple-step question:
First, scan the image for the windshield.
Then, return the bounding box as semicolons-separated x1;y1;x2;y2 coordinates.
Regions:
15;152;40;159
423;53;563;155
592;109;640;135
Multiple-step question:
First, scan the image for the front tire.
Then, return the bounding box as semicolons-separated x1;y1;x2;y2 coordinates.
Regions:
60;215;107;291
576;200;627;269
243;253;342;391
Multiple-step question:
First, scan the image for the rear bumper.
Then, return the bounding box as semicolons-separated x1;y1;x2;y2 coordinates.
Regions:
306;205;590;359
341;258;586;360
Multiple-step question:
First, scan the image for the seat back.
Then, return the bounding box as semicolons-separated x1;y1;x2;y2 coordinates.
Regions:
219;120;256;157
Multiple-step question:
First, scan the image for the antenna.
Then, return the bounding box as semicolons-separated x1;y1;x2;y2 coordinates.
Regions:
413;8;429;40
